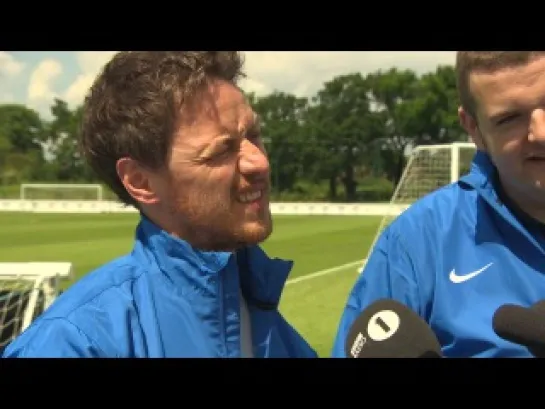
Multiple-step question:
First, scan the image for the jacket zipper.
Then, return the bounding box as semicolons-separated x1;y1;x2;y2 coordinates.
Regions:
217;275;227;357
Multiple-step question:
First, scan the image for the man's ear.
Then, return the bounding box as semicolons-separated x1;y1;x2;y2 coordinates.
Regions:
458;106;485;151
116;158;160;205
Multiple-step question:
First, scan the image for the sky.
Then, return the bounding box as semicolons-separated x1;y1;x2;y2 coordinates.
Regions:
0;51;457;120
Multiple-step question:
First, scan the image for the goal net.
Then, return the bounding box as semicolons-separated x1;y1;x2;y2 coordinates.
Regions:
20;184;104;201
0;262;73;354
358;141;477;272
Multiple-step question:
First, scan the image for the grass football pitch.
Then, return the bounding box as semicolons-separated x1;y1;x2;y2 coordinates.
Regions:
1;212;381;357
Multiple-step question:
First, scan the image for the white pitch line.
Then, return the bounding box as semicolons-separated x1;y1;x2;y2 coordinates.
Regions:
285;260;363;286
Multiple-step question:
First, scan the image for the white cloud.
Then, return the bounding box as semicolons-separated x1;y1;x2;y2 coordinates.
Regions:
25;51;457;117
0;52;25;77
63;52;118;107
0;92;14;103
26;59;63;115
61;52;457;108
239;51;456;98
75;51;117;75
0;52;25;104
26;52;118;116
63;74;94;107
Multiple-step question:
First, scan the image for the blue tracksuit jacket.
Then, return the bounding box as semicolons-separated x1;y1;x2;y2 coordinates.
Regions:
332;150;545;358
2;216;317;358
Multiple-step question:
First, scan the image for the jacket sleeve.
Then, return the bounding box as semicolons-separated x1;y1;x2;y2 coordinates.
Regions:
331;226;424;357
2;318;104;358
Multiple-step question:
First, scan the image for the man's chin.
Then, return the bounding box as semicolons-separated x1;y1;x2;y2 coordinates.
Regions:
238;219;273;245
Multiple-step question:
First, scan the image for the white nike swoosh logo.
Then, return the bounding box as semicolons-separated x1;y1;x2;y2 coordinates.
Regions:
449;262;493;284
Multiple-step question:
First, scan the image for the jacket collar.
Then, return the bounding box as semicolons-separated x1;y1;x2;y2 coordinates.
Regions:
459;149;497;195
132;214;293;308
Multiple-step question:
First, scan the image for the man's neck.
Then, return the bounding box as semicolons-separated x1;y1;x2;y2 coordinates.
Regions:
141;208;240;252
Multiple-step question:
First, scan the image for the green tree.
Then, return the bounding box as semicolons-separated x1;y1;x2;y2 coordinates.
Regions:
0;104;45;184
306;73;376;200
252;91;308;193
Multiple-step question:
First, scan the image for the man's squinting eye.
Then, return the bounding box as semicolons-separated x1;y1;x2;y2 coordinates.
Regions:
246;129;261;142
495;113;521;126
208;127;261;160
215;138;238;156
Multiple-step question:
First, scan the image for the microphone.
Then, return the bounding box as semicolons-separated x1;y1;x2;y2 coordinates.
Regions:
344;298;442;358
492;302;545;357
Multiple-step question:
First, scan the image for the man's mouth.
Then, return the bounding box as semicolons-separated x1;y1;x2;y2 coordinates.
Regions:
238;189;263;203
526;155;545;162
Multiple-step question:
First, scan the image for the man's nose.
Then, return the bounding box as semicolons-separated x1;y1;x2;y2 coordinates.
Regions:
529;108;545;144
238;139;270;176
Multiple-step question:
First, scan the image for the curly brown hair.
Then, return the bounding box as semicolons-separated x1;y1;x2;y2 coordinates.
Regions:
455;51;545;118
79;51;245;207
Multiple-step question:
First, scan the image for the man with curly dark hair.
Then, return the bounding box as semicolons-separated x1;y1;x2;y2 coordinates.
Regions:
3;52;317;358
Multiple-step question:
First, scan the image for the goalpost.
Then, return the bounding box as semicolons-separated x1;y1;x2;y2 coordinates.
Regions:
19;183;104;201
357;141;477;273
0;262;73;354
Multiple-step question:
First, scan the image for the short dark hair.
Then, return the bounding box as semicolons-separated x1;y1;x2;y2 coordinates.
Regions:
79;51;245;207
455;51;545;118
